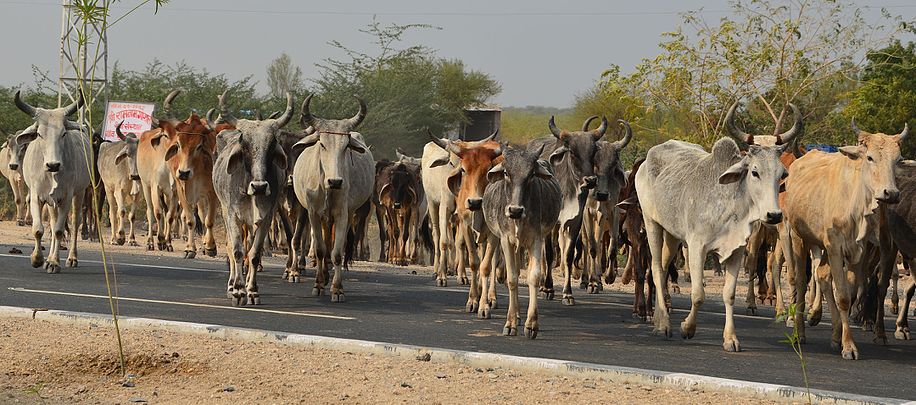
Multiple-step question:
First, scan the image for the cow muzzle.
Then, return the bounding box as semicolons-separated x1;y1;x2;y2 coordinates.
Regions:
583;176;597;189
506;205;526;219
765;211;783;225
130;174;141;181
45;161;61;172
248;180;270;196
878;188;901;204
467;198;483;211
327;178;344;189
393;202;402;209
177;169;191;181
8;163;18;171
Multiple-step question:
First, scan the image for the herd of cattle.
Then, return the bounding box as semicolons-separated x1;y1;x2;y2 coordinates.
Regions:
1;89;914;360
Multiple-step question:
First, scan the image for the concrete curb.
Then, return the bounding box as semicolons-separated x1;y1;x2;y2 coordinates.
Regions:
0;305;909;405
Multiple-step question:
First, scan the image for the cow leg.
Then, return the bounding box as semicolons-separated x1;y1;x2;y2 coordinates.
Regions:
891;266;900;315
226;219;246;305
309;212;327;296
244;221;270;306
105;187;119;245
501;238;520;336
681;245;691;283
770;240;786;318
827;248;858;360
807;249;826;326
330;213;349;303
29;195;45;268
644;218;671;338
540;228;557;300
560;218;583;306
523;238;544;339
288;207;308;282
179;191;197;259
275;204;294;273
164;193;177;252
680;241;707;340
430;202;448;287
874;235;897;345
895;266;915;340
113;188;128;245
744;230;762;315
375;203;387;262
455;224;469;285
127;200;138;247
476;238;493;318
719;252;743;352
11;177;24;225
66;192;83;268
45;201;66;273
141;183;155;250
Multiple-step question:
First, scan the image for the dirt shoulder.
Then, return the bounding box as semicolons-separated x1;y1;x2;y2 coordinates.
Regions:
0;316;786;404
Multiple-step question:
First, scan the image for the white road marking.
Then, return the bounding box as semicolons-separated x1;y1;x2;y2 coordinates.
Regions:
0;252;228;273
8;287;355;320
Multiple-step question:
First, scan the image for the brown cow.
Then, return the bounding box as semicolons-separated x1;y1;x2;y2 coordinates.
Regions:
375;160;421;265
137;91;181;251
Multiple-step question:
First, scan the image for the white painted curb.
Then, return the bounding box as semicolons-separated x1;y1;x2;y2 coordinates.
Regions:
0;305;909;405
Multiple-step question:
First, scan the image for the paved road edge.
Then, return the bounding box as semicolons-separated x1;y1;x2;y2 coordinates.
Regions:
0;305;909;405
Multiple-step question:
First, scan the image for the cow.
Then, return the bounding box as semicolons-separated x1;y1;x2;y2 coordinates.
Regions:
580;116;632;294
528;116;608;305
421;134;460;286
635;102;799;352
395;148;431;264
137;90;181;251
875;163;916;340
781;120;907;359
97;122;142;246
1;124;37;226
13;91;92;273
375;160;421;265
291;95;374;302
212;91;294;305
481;143;561;339
164;110;219;259
427;131;503;314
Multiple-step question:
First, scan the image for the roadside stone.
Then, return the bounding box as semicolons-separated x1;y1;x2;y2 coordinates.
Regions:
128;397;147;403
415;353;431;362
435;373;447;379
400;382;412;388
222;385;236;392
122;382;135;388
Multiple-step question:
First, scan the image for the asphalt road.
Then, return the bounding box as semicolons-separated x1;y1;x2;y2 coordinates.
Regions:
1;240;914;400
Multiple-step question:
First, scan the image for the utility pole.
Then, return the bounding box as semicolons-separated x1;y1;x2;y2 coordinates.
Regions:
58;0;109;124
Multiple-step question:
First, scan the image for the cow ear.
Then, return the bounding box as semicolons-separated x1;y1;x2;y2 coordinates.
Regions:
428;155;451;168
292;134;319;153
718;160;748;184
838;145;864;159
549;147;568;166
613;165;627;189
115;147;130;165
535;160;553;179
447;167;463;197
150;132;168;148
273;144;288;170
486;163;505;183
348;135;367;153
898;159;916;167
164;143;179;161
378;183;390;203
225;146;244;175
15;131;39;147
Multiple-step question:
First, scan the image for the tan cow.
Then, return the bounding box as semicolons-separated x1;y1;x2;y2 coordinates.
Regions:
98;122;142;246
781;120;908;359
137;90;181;251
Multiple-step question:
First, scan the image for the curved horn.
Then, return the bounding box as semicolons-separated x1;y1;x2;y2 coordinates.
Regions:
274;92;294;128
268;111;282;120
899;123;910;142
593;116;608;140
63;90;84;117
115;120;127;141
481;129;499;143
300;94;317;128
533;142;547;159
256;110;264;120
775;103;801;145
13;91;37;117
204;108;219;131
548;116;562;139
217;89;237;126
346;96;367;130
582;115;599;132
725;101;753;145
493;141;503;157
613;119;633;149
426;128;460;155
851;117;861;135
162;89;180;118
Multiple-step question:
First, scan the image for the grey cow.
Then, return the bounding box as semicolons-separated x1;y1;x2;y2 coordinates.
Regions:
292;95;374;302
98;122;142;246
212;92;295;305
1;124;37;226
13;91;92;273
635;104;798;352
482;144;561;339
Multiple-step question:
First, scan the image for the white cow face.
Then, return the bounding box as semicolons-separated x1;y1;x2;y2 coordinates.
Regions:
719;144;786;225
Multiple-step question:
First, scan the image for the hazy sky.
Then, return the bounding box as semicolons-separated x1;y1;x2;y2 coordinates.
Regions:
2;1;913;107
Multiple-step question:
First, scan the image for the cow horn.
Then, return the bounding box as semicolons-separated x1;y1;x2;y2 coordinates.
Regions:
346;96;367;130
493;142;503;157
613;119;633;149
427;128;460;155
13;91;37;117
63;90;85;117
274;92;294;128
481;129;499;143
899;123;910;142
115;120;127;141
218;89;237;126
593;116;608;140
256;110;264;120
851;117;861;135
533;142;547;159
725;101;753;145
300;94;317;128
204;108;219;131
776;103;801;145
162;89;180;118
268;111;282;120
582;115;599;132
304;126;316;135
548;116;562;139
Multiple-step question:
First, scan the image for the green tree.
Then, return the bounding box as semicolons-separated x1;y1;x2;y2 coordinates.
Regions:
844;41;916;156
266;53;305;99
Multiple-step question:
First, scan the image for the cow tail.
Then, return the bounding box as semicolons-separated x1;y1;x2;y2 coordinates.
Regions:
420;217;434;255
344;226;356;269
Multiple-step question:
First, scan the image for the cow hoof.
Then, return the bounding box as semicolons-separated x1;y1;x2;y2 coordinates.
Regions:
579;280;588;290
59;245;67;251
458;276;469;285
525;328;538;340
466;301;478;313
247;293;261;305
166;245;174;252
543;291;555;300
562;296;575;306
830;340;841;351
670;284;681;295
680;322;696;339
841;349;858;360
206;248;217;257
147;243;154;251
311;287;322;297
489;298;498;310
808;310;822;327
894;328;910;340
45;263;61;274
478;307;491;319
232;296;243;307
331;293;346;303
436;278;447;287
115;237;126;246
785;317;795;328
31;254;45;268
16;220;25;226
289;275;301;283
746;307;757;316
129;240;139;247
66;258;77;268
256;264;263;273
184;250;196;259
873;335;888;345
653;326;673;339
723;339;741;352
502;326;517;336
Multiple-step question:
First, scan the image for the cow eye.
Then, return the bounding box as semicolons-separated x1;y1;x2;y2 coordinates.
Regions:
751;170;759;178
867;155;874;162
